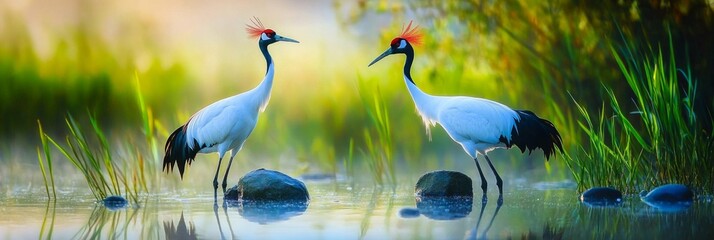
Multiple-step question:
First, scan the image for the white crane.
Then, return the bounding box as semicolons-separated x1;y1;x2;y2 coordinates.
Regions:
163;18;298;202
368;22;563;203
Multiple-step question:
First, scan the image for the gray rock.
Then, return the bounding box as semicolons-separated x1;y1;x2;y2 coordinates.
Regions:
415;170;473;197
225;168;309;202
580;187;622;206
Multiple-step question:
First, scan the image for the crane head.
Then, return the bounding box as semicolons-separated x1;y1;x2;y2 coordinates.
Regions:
368;21;422;67
246;17;299;44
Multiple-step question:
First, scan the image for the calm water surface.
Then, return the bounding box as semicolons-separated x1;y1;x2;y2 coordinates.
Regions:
2;178;713;239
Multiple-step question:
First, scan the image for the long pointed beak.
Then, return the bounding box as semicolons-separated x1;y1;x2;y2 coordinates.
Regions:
275;34;299;43
368;48;393;67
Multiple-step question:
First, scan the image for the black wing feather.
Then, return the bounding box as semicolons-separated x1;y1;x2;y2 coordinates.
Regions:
499;110;564;160
163;124;201;179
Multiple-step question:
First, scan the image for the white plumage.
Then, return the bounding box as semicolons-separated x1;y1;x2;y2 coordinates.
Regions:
163;20;298;203
405;76;521;156
436;96;520;157
369;25;562;203
185;65;274;156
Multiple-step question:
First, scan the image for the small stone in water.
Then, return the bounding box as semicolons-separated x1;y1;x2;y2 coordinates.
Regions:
580;187;622;205
225;168;309;202
103;195;128;209
641;184;694;203
415;170;472;197
399;207;420;218
640;184;694;212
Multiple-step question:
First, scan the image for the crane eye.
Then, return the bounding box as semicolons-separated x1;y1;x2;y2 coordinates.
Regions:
389;38;408;49
397;39;407;49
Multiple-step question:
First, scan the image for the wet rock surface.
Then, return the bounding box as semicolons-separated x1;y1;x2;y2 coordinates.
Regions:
580;187;622;206
415;170;473;197
640;184;694;211
641;184;694;203
225;168;309;202
102;195;128;210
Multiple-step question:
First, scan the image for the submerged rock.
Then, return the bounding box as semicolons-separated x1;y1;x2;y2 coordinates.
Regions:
580;187;622;206
641;184;694;211
227;200;308;224
225;168;309;202
416;196;473;220
399;207;421;218
102;195;128;210
415;170;472;197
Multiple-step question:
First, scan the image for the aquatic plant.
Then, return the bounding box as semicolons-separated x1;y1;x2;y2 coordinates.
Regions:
34;73;167;204
39;198;57;240
36;120;57;199
39;113;142;204
344;138;355;180
356;75;396;185
133;73;164;192
566;31;714;193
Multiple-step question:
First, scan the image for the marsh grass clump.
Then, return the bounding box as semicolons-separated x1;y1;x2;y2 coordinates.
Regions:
35;75;165;205
38;113;146;204
566;32;714;193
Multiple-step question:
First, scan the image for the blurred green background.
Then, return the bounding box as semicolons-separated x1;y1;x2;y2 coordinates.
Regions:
1;0;712;185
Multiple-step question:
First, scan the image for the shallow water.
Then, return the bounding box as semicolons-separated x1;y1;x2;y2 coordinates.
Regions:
2;179;713;239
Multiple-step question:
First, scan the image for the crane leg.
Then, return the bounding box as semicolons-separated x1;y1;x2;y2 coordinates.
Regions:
473;157;488;202
221;154;237;194
213;156;224;203
483;155;503;203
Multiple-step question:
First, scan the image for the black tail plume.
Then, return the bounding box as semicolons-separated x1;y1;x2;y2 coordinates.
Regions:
501;110;564;160
163;124;200;178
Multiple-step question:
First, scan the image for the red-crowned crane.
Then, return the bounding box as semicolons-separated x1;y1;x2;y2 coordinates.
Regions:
368;22;563;203
163;18;298;202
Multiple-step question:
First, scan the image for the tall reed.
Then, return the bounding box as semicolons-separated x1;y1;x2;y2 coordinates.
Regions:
35;73;167;204
566;32;713;193
356;75;396;185
37;120;57;199
134;73;163;191
42;113;141;203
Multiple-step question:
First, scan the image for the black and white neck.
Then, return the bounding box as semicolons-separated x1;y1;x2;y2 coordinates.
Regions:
400;43;441;139
249;36;277;112
259;39;273;74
